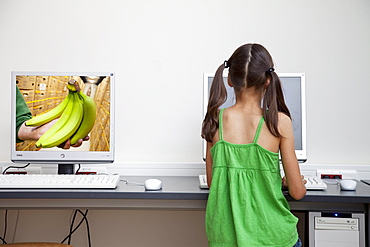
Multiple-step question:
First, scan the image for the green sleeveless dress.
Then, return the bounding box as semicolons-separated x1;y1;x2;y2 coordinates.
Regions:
206;109;298;247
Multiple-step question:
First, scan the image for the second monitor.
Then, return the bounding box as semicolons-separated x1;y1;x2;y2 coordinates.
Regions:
202;72;307;162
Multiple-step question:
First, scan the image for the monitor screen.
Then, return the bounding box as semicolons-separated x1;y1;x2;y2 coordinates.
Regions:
11;72;115;173
203;72;307;162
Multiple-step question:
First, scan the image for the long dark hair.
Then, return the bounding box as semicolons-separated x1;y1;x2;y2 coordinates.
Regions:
201;43;291;142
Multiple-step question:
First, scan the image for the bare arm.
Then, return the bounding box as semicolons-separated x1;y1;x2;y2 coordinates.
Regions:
205;141;213;188
279;114;306;200
17;120;87;149
18;121;56;141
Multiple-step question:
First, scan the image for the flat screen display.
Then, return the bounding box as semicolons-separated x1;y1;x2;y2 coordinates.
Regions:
203;73;307;162
11;72;115;165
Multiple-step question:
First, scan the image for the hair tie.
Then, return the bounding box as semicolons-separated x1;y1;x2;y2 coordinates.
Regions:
224;60;230;68
266;68;275;73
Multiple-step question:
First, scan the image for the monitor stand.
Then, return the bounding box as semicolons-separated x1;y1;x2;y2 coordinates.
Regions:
58;164;75;174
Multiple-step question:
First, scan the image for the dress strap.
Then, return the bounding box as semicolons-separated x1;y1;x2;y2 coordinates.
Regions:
218;109;225;141
253;117;265;144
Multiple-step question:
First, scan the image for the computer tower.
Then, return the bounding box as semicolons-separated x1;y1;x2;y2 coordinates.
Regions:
308;211;365;247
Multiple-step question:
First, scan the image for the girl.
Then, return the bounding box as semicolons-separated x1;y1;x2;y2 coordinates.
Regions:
201;43;306;247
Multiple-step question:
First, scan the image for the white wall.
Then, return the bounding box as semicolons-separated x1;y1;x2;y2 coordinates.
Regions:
0;1;369;246
1;0;370;165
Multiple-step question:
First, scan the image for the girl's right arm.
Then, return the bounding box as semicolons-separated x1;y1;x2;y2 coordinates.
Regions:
279;113;306;200
205;141;214;188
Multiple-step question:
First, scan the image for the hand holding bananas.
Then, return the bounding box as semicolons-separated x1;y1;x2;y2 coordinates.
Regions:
25;79;96;148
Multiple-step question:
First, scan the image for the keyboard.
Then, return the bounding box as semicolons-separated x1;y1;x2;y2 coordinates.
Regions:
199;174;208;189
305;177;327;190
199;175;328;190
0;174;120;189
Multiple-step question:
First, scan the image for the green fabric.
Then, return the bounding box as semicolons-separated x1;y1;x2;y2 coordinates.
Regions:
206;108;298;247
16;86;32;143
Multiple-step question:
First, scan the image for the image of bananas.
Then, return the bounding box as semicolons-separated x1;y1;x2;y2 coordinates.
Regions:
26;79;96;148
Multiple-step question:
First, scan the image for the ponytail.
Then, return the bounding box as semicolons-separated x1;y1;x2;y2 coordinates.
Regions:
263;71;291;138
202;44;289;140
201;64;227;142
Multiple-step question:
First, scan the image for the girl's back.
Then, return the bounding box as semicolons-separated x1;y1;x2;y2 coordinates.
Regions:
206;108;299;247
213;106;280;154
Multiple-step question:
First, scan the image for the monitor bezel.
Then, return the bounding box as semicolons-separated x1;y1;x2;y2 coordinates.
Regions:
202;72;307;162
11;71;115;164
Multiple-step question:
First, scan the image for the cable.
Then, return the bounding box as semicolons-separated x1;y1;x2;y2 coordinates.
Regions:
62;210;81;244
66;210;79;245
11;210;20;243
75;164;81;174
61;209;91;247
324;179;341;185
3;210;7;244
2;163;30;175
1;210;8;244
0;236;6;245
79;210;91;247
120;179;144;186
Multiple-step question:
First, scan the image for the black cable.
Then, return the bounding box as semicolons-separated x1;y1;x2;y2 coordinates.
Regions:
1;210;8;244
78;210;91;247
62;210;80;244
2;210;7;244
61;209;91;247
75;164;81;174
2;163;30;175
0;236;6;245
67;210;79;245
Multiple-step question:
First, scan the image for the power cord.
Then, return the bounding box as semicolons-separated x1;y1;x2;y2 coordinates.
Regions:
1;210;8;244
61;209;91;247
2;163;30;175
75;164;81;174
11;210;20;243
3;209;91;245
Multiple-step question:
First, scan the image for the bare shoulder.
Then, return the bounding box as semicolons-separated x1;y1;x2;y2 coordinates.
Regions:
278;112;293;136
278;112;292;125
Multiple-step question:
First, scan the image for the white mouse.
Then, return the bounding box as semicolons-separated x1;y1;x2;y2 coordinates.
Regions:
340;179;357;191
144;179;162;191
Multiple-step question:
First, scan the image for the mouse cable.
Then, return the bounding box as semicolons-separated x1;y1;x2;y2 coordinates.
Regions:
120;179;144;186
2;163;30;175
324;179;340;185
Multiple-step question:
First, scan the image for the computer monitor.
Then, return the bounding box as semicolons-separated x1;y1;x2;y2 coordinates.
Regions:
203;72;307;162
11;72;115;174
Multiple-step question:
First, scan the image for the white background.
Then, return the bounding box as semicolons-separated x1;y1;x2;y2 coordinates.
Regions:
0;0;369;166
0;1;369;246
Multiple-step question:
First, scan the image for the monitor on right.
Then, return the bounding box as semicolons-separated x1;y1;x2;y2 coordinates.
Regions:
202;73;307;162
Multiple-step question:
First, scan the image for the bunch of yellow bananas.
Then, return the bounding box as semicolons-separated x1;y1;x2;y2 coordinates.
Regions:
26;80;96;148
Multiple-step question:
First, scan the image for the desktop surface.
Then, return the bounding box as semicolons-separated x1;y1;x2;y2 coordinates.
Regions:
0;176;370;203
0;176;209;200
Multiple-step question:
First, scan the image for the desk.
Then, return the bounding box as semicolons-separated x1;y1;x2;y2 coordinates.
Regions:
0;176;369;206
0;176;209;209
0;176;369;246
